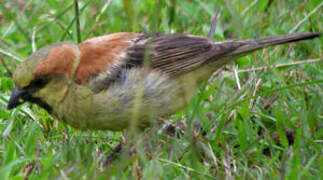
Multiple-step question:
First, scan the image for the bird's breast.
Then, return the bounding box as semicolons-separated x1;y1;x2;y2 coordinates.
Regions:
55;68;206;131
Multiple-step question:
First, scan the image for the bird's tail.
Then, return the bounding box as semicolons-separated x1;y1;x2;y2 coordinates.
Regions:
220;32;320;59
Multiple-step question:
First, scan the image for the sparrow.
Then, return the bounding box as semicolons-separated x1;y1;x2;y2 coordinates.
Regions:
6;31;320;131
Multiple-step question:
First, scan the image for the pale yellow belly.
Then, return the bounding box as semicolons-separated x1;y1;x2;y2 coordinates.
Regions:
55;64;219;131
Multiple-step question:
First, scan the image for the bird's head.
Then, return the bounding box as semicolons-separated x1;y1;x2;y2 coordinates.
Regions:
7;43;80;112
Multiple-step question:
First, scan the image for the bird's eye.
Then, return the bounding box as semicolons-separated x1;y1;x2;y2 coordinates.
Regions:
31;77;47;88
24;77;48;91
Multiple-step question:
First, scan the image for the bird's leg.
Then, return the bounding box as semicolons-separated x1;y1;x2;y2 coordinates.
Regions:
103;126;153;166
103;119;185;167
103;118;207;169
162;120;186;138
103;134;126;167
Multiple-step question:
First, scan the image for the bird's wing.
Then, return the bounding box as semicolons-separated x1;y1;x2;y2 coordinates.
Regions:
124;32;320;75
77;33;244;92
127;33;214;74
126;33;243;75
74;32;320;92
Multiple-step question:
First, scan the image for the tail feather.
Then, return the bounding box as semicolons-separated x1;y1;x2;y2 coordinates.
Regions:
254;32;320;46
221;32;320;58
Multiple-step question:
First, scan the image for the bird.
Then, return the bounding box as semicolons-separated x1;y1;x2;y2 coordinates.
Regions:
6;28;320;131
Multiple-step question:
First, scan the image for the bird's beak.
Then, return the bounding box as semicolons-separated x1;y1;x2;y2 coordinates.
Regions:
7;86;27;110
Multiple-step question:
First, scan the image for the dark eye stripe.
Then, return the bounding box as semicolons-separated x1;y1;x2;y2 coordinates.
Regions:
23;77;49;91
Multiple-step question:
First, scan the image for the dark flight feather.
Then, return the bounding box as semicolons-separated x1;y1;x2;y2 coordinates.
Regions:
90;32;320;92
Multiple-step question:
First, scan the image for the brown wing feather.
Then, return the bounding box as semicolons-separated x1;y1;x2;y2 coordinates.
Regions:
87;33;244;92
126;33;244;75
84;32;320;93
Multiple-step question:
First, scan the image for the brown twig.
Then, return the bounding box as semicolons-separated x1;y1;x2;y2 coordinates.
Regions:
22;162;35;180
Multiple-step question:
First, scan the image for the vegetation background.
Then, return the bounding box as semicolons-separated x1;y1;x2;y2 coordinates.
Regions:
0;0;322;179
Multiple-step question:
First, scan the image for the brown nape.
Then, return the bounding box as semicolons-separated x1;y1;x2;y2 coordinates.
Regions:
74;33;137;84
33;45;77;79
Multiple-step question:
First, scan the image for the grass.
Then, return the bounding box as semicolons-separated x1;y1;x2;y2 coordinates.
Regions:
0;0;322;179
